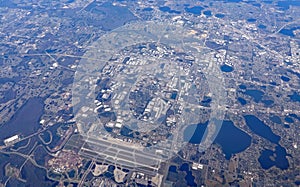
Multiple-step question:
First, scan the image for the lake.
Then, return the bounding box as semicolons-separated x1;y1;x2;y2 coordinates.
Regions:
203;10;212;17
261;99;274;107
247;18;256;23
183;121;208;144
239;84;247;90
288;92;300;102
243;89;264;103
214;121;252;159
185;6;204;15
244;115;280;144
277;1;300;10
179;163;197;186
159;6;180;14
279;26;300;37
280;75;290;82
184;120;252;159
284;117;294;124
244;115;290;170
215;13;225;18
289;113;300;121
0;97;44;145
258;145;289;170
220;64;234;72
258;24;267;29
269;115;282;124
238;97;247;105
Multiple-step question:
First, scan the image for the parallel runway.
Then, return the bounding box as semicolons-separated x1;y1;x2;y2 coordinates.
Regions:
65;134;168;175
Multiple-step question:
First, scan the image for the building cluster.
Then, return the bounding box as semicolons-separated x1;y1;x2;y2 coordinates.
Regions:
47;150;83;173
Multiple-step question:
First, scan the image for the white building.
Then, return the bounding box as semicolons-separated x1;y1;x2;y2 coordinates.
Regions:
4;135;20;146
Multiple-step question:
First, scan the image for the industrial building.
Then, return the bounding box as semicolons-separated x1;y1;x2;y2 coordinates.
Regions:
4;135;20;146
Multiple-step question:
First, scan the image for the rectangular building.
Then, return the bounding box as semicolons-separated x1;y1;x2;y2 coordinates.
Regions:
4;135;20;146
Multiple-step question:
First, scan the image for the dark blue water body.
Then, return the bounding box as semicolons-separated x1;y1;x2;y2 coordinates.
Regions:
269;81;278;86
179;163;197;187
200;96;212;107
270;115;282;124
244;115;290;169
215;13;225;18
214;121;252;159
203;10;212;17
159;6;180;14
251;2;261;7
284;124;290;128
262;100;274;107
171;91;178;100
120;126;134;138
279;26;300;37
247;18;256;22
0;97;44;145
219;0;242;2
68;170;76;178
184;121;208;144
142;7;153;11
258;145;289;170
244;115;280;144
184;121;251;159
225;0;242;2
258;149;275;169
45;49;57;53
263;1;273;4
185;6;204;15
288;113;300;121
277;1;300;10
159;6;170;12
220;64;234;72
258;24;267;29
280;75;290;82
284;117;294;123
238;97;247;105
288;92;300;102
239;84;247;90
169;165;178;173
243;89;264;103
279;29;295;37
104;165;115;178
